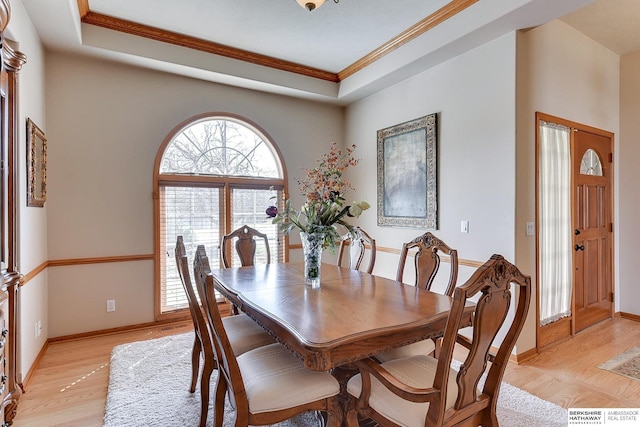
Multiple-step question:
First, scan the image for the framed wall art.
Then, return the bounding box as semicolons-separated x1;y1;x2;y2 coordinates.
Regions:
377;113;437;228
27;118;47;207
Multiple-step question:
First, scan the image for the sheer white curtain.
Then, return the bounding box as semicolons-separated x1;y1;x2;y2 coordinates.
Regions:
539;121;572;326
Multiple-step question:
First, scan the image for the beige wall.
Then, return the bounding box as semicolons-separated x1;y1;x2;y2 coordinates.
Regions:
619;51;640;315
44;31;525;349
42;53;344;338
516;19;621;351
8;0;48;384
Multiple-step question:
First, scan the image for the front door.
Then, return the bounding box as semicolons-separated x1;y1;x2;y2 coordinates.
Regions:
573;129;613;332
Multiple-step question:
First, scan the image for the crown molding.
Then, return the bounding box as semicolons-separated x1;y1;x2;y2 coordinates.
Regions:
80;10;339;82
338;0;478;80
77;0;474;83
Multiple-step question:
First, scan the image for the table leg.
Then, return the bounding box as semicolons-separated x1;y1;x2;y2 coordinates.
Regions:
331;365;359;426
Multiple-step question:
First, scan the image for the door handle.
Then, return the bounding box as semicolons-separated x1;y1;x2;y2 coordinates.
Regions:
575;244;584;251
575;229;581;235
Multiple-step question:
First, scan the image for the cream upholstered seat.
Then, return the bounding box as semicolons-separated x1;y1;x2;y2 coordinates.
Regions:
175;236;274;427
337;226;376;274
347;355;459;426
237;343;340;414
376;232;459;363
345;255;531;427
193;245;342;427
374;335;437;363
221;315;276;355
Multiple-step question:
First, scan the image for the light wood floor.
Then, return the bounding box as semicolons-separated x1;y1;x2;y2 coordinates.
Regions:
11;317;640;426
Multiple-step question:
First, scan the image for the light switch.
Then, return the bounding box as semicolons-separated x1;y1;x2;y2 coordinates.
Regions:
526;222;535;236
461;220;469;234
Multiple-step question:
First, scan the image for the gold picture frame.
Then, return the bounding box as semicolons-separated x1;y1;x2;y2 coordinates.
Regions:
27;118;47;207
377;113;438;228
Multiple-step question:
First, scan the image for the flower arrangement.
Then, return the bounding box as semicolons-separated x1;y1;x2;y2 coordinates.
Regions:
266;141;369;249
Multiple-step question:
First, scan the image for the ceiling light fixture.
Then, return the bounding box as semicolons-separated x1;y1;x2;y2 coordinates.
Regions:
296;0;339;12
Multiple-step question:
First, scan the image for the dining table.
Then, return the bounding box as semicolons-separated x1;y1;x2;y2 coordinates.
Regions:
211;262;475;365
210;263;474;410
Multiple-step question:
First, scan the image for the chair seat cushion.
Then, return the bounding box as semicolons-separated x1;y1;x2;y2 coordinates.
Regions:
375;339;436;363
223;314;275;355
238;343;340;414
347;355;458;427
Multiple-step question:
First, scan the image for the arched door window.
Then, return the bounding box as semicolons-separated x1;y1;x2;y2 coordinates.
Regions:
154;114;287;318
579;148;603;176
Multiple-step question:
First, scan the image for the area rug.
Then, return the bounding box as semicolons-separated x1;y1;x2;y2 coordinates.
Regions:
103;333;568;427
599;346;640;382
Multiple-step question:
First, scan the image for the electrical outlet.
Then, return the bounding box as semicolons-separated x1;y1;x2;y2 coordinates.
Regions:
107;299;116;312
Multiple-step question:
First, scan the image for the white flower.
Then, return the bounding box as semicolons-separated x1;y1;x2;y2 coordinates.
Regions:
349;200;370;217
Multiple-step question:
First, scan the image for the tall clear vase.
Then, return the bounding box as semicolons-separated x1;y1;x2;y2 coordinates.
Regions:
300;232;323;288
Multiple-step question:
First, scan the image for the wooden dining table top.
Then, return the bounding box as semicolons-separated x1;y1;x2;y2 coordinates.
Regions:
210;262;472;371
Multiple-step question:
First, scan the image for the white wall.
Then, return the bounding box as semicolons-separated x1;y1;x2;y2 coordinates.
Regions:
43;53;344;337
516;19;621;350
8;0;48;385
345;34;520;337
346;33;517;278
619;51;640;315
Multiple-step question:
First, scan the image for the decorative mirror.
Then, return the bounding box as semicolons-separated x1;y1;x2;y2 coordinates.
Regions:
376;113;438;229
27;118;47;207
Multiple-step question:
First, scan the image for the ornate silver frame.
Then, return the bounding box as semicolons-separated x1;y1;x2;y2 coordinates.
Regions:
377;113;437;228
27;118;47;207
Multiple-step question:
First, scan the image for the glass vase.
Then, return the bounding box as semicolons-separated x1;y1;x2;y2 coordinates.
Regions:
300;231;324;288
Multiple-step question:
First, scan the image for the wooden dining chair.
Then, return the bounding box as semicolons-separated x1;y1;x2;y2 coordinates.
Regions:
221;225;272;314
376;232;459;362
221;225;271;268
175;236;274;427
193;245;343;427
396;231;458;294
337;226;377;274
345;254;531;427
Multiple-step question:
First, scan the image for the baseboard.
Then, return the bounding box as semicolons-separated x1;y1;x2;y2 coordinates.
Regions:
47;318;191;343
510;346;538;364
21;340;50;391
482;344;538;365
21;319;192;393
619;311;640;322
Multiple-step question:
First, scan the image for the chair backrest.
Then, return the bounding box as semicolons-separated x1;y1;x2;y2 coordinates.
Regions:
396;232;458;296
193;245;249;416
221;225;271;268
337;227;377;274
175;236;212;355
427;254;531;426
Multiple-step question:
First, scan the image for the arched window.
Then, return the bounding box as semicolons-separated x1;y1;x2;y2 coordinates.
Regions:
579;148;603;176
154;113;287;318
